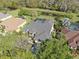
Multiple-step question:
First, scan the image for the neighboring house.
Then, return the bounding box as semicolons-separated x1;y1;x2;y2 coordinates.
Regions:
0;13;12;21
0;17;26;32
62;27;79;50
24;19;54;41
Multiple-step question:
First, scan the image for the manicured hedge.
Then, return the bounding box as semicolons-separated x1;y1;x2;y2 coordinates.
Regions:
18;9;38;17
39;11;75;19
18;8;75;19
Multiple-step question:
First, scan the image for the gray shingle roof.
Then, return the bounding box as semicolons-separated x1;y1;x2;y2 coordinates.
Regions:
0;13;10;20
25;20;54;41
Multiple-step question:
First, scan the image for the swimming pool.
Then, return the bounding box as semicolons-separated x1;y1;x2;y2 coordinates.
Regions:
69;23;79;31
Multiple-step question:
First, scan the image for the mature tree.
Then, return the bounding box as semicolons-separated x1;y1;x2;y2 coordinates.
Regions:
0;0;79;13
36;34;73;59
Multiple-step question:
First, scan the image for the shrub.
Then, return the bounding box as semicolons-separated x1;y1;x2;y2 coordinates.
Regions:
18;8;38;17
39;11;74;19
76;14;79;17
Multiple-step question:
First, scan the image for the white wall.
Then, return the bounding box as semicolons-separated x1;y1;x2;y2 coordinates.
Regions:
1;16;12;21
50;25;54;33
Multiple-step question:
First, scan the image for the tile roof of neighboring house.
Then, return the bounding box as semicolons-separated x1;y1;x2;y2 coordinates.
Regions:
24;20;54;41
0;13;12;21
62;28;79;49
0;17;26;31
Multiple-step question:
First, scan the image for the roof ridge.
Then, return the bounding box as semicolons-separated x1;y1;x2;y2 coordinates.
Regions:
69;33;79;43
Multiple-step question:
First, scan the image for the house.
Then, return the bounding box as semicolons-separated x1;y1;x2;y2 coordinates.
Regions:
0;17;26;32
0;13;12;21
24;19;54;41
62;27;79;50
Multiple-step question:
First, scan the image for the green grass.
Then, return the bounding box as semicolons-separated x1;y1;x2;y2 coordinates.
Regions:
0;33;19;50
7;9;20;17
74;56;79;59
38;15;54;20
6;7;79;22
0;32;35;59
72;16;79;22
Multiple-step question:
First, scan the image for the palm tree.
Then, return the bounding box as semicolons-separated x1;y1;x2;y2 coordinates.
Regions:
62;18;71;28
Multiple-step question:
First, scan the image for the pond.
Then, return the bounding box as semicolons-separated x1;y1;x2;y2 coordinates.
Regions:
69;23;79;31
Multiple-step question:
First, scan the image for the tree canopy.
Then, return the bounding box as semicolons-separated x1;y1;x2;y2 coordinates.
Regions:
0;0;79;13
35;33;73;59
